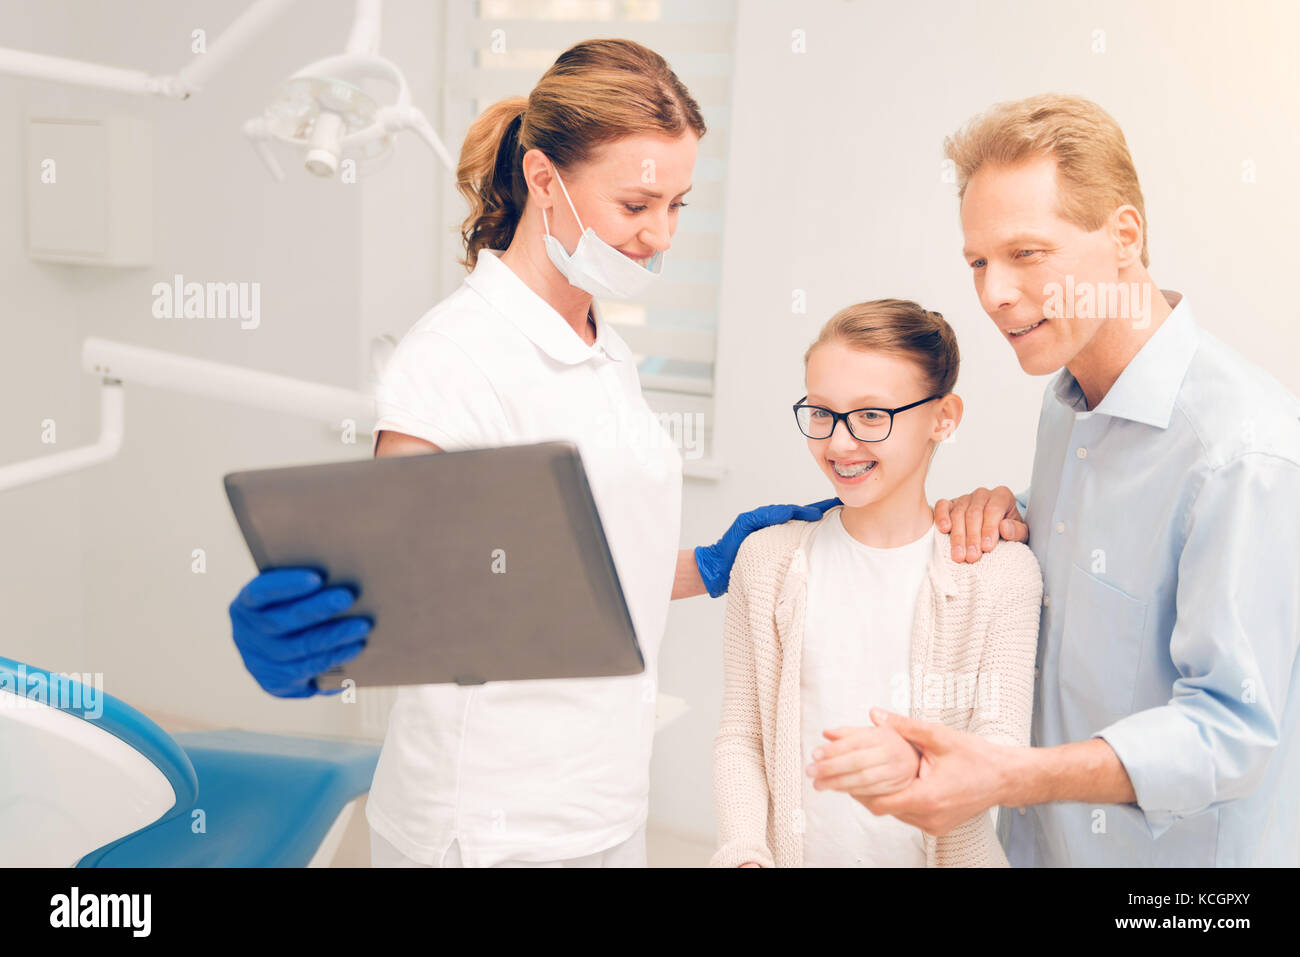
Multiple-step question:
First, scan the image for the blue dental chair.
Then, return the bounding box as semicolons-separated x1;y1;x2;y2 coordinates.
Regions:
0;656;380;867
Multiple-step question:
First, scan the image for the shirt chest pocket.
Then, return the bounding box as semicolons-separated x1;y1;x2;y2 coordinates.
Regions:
1058;563;1149;727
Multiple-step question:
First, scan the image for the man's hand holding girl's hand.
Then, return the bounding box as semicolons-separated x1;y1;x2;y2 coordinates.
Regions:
806;723;923;803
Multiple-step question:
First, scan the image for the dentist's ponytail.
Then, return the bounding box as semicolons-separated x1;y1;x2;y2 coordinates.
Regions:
457;38;706;270
457;97;529;269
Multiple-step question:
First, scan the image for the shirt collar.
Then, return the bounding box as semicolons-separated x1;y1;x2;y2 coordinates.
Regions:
1051;289;1199;429
464;249;631;364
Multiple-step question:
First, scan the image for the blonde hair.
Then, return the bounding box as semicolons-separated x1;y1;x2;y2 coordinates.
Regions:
804;299;960;397
456;38;706;270
943;93;1149;267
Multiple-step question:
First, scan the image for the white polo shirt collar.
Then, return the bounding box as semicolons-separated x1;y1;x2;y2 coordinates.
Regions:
465;249;631;364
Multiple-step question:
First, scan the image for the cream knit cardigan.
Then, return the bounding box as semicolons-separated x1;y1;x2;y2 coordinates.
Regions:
711;508;1043;868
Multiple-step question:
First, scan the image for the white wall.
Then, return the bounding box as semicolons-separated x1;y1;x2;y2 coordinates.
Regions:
3;0;1296;850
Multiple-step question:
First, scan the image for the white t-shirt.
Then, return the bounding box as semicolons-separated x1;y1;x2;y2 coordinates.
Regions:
799;509;932;867
364;249;683;866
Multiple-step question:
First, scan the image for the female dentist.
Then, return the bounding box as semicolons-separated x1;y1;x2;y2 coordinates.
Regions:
228;38;835;868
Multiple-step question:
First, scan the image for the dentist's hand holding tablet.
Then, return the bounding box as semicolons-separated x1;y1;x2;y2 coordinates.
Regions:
229;568;370;698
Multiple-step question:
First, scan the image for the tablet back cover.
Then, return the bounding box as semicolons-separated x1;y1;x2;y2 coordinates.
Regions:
223;441;644;689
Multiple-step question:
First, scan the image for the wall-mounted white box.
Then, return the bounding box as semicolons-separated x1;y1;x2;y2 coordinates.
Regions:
26;114;153;266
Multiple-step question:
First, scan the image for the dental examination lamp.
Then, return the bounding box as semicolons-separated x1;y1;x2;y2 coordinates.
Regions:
0;0;456;180
245;48;455;181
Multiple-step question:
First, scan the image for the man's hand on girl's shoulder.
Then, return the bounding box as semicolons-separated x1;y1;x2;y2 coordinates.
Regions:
935;486;1029;563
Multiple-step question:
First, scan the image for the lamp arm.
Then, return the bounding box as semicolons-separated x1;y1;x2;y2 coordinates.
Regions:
0;338;377;495
382;105;457;176
0;0;301;99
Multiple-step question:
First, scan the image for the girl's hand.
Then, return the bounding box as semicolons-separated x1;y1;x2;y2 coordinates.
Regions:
806;724;921;801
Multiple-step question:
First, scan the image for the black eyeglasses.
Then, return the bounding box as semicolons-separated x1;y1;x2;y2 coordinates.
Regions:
793;394;942;442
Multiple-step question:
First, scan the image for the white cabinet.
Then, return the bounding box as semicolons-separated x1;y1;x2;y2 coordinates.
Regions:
26;115;152;266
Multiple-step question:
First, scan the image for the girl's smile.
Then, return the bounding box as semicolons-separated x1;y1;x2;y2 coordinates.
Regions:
828;459;878;482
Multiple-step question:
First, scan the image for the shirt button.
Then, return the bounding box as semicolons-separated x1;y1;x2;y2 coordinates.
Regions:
1055;521;1065;533
1043;594;1050;606
1076;447;1088;459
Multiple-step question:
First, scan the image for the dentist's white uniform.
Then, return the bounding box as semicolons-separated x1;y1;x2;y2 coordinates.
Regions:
365;249;683;867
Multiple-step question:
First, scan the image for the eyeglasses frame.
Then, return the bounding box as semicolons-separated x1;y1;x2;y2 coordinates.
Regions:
792;394;943;442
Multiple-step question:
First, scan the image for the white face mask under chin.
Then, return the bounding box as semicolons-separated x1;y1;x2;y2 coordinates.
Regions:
541;168;665;301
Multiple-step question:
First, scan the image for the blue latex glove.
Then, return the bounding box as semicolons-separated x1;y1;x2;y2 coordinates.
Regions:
695;498;841;598
228;568;372;698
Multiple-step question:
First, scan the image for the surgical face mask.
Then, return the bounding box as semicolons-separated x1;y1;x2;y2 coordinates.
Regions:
541;167;664;300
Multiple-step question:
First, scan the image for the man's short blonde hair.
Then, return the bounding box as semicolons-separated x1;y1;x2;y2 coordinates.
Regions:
944;93;1149;267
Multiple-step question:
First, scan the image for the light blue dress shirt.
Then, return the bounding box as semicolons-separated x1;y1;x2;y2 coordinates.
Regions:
999;291;1300;866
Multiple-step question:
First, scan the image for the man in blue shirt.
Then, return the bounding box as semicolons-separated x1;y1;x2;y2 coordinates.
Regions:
810;93;1300;865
